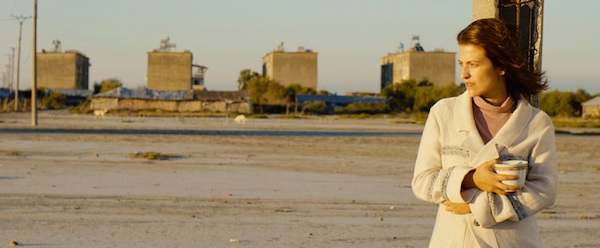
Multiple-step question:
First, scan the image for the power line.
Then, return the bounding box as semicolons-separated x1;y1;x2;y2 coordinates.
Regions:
12;14;31;111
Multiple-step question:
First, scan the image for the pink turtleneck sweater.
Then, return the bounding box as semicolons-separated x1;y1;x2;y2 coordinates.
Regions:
472;96;517;144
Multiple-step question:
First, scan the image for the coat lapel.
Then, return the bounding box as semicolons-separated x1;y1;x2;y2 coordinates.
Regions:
490;98;533;150
453;92;500;168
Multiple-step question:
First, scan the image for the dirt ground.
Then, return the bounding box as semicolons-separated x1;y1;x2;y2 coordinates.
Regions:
0;110;598;248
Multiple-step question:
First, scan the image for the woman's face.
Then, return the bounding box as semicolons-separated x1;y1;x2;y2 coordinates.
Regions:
458;44;507;105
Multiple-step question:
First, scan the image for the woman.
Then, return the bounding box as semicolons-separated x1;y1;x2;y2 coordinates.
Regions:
412;18;558;247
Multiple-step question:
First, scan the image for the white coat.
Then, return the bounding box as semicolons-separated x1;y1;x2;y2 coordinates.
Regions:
412;92;558;247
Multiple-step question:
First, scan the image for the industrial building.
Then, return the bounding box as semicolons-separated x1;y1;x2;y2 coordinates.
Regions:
380;36;455;90
582;96;600;117
146;37;207;91
262;43;318;90
37;41;90;90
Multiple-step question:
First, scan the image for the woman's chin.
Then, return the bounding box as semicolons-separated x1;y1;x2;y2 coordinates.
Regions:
466;89;479;98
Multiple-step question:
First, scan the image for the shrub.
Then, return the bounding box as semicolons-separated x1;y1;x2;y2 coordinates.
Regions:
382;79;463;113
540;89;591;117
42;92;66;109
344;102;389;114
301;101;327;114
93;78;123;94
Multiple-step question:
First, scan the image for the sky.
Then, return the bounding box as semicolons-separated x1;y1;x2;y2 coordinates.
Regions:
1;0;599;95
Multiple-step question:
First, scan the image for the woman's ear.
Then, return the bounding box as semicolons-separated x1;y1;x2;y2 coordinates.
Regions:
499;69;506;76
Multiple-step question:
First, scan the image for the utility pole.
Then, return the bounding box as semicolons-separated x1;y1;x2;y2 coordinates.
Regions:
12;14;31;111
4;57;8;89
3;63;9;89
9;47;16;93
32;0;38;126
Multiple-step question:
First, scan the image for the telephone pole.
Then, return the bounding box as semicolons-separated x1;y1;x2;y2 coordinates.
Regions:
12;14;31;111
3;56;9;88
3;63;9;89
9;47;16;92
32;0;38;126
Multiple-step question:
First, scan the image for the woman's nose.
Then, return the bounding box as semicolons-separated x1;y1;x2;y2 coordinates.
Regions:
461;66;470;79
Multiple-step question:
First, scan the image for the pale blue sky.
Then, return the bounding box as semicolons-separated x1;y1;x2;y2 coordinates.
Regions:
1;0;599;94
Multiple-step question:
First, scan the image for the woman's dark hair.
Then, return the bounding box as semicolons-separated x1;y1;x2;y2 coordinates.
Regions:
457;18;546;102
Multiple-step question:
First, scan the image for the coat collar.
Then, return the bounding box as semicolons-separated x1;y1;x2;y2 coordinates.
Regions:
491;96;533;148
452;92;533;167
453;92;484;160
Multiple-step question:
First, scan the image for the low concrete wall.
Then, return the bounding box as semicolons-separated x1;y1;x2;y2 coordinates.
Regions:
90;98;251;114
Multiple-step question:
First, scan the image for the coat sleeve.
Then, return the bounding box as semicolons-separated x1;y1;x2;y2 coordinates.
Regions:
470;116;558;228
412;104;474;204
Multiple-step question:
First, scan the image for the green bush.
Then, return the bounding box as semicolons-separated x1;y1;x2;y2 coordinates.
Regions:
301;101;327;114
382;79;463;113
42;92;66;109
93;78;123;94
343;102;389;114
540;89;591;117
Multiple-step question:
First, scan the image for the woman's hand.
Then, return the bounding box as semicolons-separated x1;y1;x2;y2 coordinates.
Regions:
470;159;520;195
443;201;471;214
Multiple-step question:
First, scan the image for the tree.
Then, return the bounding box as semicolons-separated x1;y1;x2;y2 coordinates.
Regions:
268;80;285;104
236;70;320;114
301;101;326;115
382;79;462;113
237;69;284;113
574;88;592;105
299;86;316;95
281;84;299;115
317;89;331;95
413;83;463;112
93;78;123;94
246;76;272;113
540;89;591;117
281;83;316;114
381;79;417;112
237;69;261;90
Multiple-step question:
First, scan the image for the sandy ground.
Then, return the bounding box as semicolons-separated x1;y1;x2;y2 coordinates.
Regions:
0;110;599;248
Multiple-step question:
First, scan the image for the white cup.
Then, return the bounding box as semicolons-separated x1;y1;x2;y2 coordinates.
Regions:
493;160;528;192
